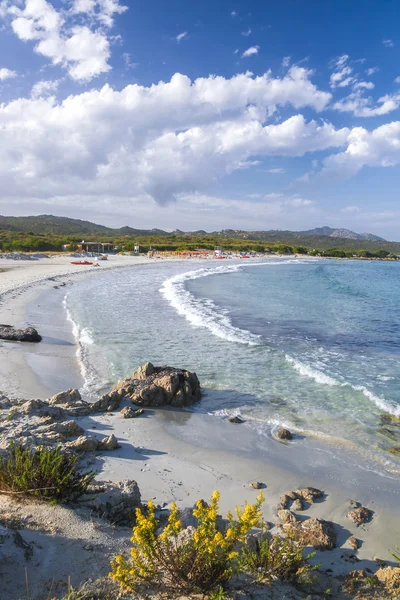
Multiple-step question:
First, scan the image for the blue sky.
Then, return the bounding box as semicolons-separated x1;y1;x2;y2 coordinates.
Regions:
1;0;400;238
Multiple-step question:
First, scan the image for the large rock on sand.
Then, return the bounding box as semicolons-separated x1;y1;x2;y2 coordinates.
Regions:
283;517;336;550
90;480;141;524
0;324;42;343
110;362;201;408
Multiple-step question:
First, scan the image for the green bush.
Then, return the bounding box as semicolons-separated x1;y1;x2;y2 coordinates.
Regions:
0;443;95;503
240;531;318;585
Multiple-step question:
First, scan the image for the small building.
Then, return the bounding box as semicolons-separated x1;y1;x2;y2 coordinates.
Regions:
80;241;115;253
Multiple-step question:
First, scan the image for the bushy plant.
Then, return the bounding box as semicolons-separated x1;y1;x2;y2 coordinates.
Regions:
240;531;318;585
110;490;264;597
0;443;94;503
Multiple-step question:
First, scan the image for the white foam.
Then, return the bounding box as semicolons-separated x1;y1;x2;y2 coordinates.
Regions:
160;264;262;345
286;354;400;417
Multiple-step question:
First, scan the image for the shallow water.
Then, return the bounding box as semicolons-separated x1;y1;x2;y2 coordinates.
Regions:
65;258;400;477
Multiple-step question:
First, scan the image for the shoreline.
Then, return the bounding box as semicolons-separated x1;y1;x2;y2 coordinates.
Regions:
0;255;399;598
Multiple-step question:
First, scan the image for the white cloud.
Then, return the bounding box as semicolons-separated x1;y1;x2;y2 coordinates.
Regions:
333;91;400;117
242;45;259;58
341;205;360;213
366;67;378;76
265;167;285;173
233;48;239;54
241;28;251;36
395;76;400;84
383;39;395;47
70;0;127;28
31;79;59;98
176;31;187;42
0;70;339;207
330;55;354;88
1;0;126;81
282;56;290;67
323;120;400;177
353;81;374;90
0;67;17;80
231;10;237;17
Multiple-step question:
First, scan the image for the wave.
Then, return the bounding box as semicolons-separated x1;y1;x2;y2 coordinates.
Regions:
159;259;312;346
160;264;262;345
63;294;107;397
285;354;400;417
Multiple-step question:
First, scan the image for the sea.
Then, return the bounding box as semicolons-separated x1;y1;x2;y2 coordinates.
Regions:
64;257;400;478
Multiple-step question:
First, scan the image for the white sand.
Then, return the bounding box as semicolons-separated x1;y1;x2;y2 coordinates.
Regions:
0;254;399;599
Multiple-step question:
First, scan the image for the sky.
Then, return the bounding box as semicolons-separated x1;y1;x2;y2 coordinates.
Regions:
1;0;400;238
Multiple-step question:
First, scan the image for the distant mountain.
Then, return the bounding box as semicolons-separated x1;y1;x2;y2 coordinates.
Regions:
298;226;385;242
0;215;169;237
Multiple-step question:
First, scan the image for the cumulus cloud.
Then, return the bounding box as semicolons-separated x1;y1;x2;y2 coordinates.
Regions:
1;0;126;81
0;69;339;207
0;67;17;80
383;39;394;47
242;45;259;58
366;67;379;76
176;31;187;42
31;79;60;98
395;76;400;84
323;120;400;177
333;90;400;117
330;55;354;88
282;56;290;67
241;28;251;36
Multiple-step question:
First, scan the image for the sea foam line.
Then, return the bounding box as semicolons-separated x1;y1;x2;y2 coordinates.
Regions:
160;259;314;346
285;354;400;417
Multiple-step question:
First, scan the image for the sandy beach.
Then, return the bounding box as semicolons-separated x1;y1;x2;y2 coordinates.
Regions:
0;254;399;599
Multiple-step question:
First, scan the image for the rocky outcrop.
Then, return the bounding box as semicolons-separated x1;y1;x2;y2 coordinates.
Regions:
375;566;400;597
111;362;201;407
90;392;122;414
278;509;298;524
49;389;91;417
283;517;336;550
98;434;120;451
0;324;42;343
88;480;141;524
347;505;372;526
66;435;100;452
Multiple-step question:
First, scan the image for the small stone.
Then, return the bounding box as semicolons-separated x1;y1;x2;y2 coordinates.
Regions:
347;506;372;526
348;536;359;550
120;406;144;419
228;415;244;424
277;428;293;440
249;481;263;489
98;434;120;451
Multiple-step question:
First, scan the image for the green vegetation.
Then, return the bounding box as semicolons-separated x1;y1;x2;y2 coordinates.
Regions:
111;490;265;596
0;443;95;503
0;214;399;256
240;532;318;585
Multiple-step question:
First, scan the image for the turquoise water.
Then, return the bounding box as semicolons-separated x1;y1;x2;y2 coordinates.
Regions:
66;258;400;476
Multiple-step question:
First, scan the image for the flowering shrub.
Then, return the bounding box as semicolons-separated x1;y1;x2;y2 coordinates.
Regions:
240;530;318;585
110;490;264;596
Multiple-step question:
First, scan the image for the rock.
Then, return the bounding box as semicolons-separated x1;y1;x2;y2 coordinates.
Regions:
134;362;155;380
120;406;144;419
375;567;400;596
49;389;82;405
347;506;372;526
90;479;141;524
349;499;361;508
277;493;292;510
19;399;64;420
277;428;293;440
293;498;304;511
348;536;359;550
228;415;244;424
66;435;99;452
296;487;324;503
111;364;201;408
284;518;336;550
249;481;263;489
90;392;122;413
35;420;84;438
0;324;42;343
278;509;298;524
98;434;120;451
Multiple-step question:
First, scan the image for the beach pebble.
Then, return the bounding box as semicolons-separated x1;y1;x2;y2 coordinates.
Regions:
228;415;244;424
347;506;372;526
249;481;264;489
348;536;360;550
277;428;293;440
